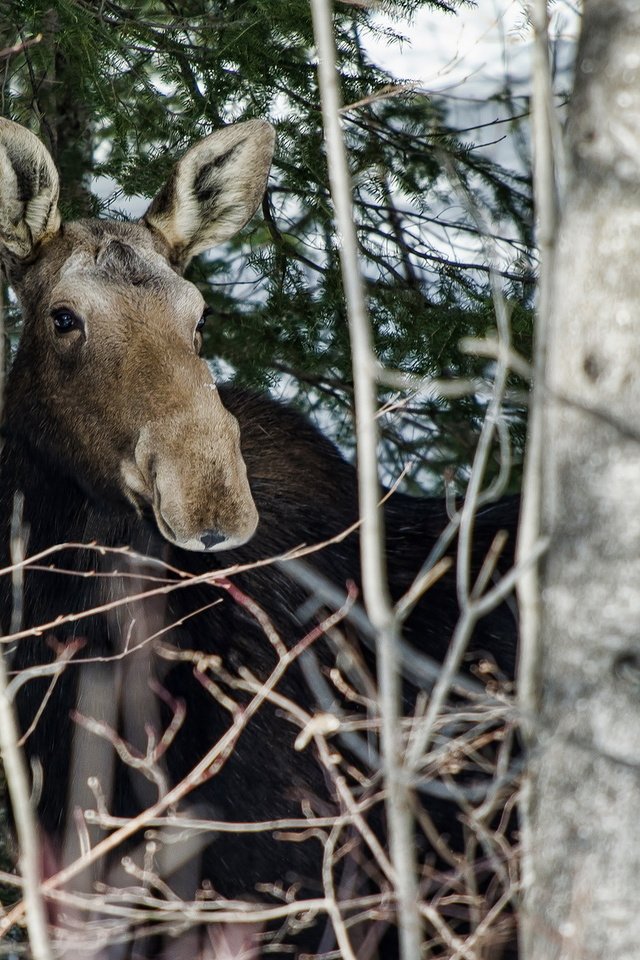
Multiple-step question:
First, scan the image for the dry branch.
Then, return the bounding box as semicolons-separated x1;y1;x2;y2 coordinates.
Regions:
309;1;421;955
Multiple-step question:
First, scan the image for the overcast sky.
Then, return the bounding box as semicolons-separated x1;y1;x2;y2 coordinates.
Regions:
368;0;580;95
361;0;580;179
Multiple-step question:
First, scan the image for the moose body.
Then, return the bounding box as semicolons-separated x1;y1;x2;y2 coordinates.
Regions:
0;118;519;958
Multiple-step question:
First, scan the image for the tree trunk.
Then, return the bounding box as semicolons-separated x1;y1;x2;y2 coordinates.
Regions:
522;3;640;957
36;9;94;218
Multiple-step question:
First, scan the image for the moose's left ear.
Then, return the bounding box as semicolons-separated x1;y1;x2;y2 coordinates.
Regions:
142;119;275;272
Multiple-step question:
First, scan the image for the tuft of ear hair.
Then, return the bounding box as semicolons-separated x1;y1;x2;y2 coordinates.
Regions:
142;119;275;272
0;118;61;260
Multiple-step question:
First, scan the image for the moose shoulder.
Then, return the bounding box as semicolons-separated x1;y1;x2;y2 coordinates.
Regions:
0;118;519;958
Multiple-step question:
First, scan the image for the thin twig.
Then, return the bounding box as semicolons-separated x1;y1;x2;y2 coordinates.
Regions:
517;2;560;949
0;506;52;959
0;34;42;61
517;0;559;741
309;3;422;954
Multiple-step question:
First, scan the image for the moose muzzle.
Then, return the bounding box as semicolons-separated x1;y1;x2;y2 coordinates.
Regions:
121;384;258;553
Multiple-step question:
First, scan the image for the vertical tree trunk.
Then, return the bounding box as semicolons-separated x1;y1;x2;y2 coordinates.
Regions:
37;9;94;218
522;3;640;957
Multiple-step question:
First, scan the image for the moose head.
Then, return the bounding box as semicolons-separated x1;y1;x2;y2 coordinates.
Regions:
0;118;276;551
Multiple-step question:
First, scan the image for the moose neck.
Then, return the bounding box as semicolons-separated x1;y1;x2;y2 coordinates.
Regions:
0;419;165;562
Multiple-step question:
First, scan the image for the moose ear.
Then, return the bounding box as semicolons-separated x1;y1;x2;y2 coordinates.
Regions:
0;118;61;261
143;119;275;272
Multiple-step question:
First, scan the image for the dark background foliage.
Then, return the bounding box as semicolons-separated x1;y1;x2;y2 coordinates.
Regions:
0;0;534;491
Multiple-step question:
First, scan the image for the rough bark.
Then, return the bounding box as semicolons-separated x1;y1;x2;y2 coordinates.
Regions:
522;3;640;958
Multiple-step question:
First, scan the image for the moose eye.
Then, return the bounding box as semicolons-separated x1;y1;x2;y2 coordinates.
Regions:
51;308;81;334
196;307;212;333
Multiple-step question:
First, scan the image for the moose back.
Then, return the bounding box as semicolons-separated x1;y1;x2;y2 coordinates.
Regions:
0;118;519;958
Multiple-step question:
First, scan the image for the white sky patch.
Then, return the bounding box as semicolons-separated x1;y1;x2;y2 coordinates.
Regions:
367;0;581;94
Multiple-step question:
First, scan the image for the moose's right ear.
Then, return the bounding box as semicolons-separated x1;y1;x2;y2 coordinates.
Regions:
0;118;61;261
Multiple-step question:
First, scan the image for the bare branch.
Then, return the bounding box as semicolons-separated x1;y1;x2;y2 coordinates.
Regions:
0;510;52;959
309;2;422;955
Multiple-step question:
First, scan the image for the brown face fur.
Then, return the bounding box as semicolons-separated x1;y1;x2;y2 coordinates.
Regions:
6;220;257;550
0;118;276;551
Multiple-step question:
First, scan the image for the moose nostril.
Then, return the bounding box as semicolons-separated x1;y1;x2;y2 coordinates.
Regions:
200;529;227;550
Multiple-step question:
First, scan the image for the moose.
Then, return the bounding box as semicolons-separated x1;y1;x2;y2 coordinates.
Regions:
0;117;519;958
